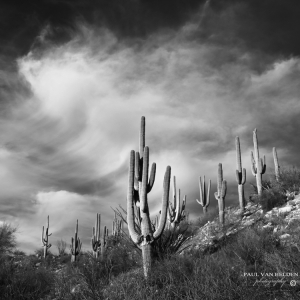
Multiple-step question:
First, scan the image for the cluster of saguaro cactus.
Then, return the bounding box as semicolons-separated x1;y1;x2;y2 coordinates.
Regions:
70;220;82;262
127;116;171;279
168;176;187;228
273;147;280;181
214;163;227;225
41;215;52;259
196;176;211;214
235;137;246;212
251;129;266;196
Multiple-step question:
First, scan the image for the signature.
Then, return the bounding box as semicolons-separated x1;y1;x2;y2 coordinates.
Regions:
253;277;287;288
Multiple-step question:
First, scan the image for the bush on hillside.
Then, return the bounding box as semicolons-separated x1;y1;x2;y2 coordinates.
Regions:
0;223;17;256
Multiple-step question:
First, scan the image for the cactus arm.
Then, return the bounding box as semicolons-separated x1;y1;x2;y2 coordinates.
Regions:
261;156;266;174
253;128;259;162
127;150;142;244
198;176;204;206
153;166;171;239
147;163;156;193
241;168;246;185
140;147;149;213
139;116;145;157
174;188;181;222
236;137;242;172
206;179;211;207
273;147;280;180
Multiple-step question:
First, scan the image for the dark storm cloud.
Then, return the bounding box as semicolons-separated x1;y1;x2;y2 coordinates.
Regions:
2;0;300;60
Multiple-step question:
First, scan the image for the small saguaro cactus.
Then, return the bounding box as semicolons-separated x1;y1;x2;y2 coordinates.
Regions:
214;163;227;225
196;176;211;214
70;220;82;263
91;213;101;259
168;176;187;228
127;148;171;279
235;136;246;212
273;147;280;181
41;215;52;259
134;116;156;226
251;129;266;196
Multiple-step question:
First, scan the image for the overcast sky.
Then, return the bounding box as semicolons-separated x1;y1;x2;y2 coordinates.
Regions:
0;0;300;254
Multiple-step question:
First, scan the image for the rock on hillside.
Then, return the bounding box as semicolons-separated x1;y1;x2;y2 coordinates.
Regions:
183;195;300;255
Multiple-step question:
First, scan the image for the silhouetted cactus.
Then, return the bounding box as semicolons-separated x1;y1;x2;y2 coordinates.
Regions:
41;215;52;259
91;213;101;259
196;176;211;214
70;220;82;263
214;163;227;225
251;129;266;196
235;137;246;212
273;147;280;181
127;147;171;279
168;176;187;228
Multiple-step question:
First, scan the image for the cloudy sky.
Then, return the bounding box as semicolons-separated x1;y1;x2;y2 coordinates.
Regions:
0;0;300;254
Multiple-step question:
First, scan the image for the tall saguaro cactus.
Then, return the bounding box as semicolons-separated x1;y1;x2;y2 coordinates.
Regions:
134;117;156;226
214;163;227;225
168;176;187;227
127;148;171;279
196;176;211;214
273;147;280;181
70;220;82;263
235;137;246;212
91;213;101;259
251;129;266;196
41;215;52;259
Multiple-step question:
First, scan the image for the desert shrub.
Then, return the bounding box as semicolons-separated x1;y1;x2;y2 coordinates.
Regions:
0;223;17;256
0;258;54;299
56;239;67;256
258;189;286;212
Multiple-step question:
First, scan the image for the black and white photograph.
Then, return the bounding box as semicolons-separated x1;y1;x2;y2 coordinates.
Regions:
0;0;300;299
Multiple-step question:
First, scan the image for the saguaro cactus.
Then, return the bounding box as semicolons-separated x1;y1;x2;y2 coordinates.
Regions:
134;116;156;225
70;220;82;263
100;225;107;259
251;129;266;196
168;176;187;227
127;148;171;279
41;215;52;259
196;176;211;214
235;137;246;212
214;163;227;225
91;213;101;259
273;147;280;181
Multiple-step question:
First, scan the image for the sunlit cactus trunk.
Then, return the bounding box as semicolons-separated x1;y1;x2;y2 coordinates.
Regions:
251;129;266;196
70;220;82;263
127;144;171;278
41;215;52;259
214;163;227;225
235;137;246;212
